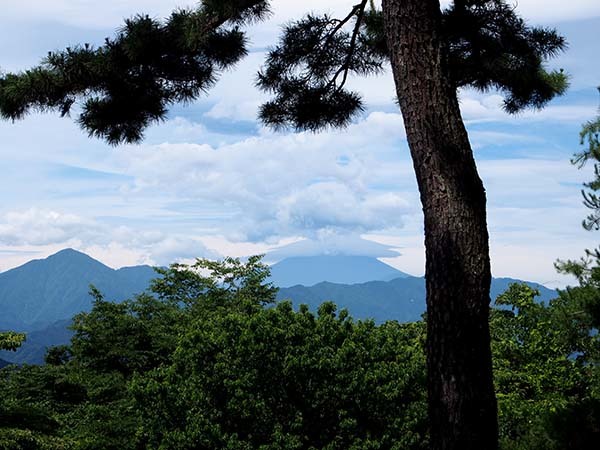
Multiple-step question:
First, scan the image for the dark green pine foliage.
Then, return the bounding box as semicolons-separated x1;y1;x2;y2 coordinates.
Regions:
0;0;270;145
258;0;568;129
572;89;600;231
556;88;600;329
256;2;386;131
0;0;566;142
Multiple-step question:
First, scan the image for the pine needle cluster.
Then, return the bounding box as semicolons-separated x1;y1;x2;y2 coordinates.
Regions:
0;0;567;143
259;0;568;131
0;0;269;144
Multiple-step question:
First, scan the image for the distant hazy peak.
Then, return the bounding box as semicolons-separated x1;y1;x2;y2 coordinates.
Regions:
269;255;410;288
0;249;156;331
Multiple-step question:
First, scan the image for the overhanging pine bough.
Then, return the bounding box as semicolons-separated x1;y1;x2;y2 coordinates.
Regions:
0;1;567;449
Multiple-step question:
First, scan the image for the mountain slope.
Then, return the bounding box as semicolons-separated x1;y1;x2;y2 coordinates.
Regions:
277;276;557;323
0;249;558;364
0;249;156;331
269;255;410;288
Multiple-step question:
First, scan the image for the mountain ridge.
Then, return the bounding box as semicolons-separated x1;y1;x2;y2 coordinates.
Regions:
0;249;558;364
0;248;156;331
277;276;557;323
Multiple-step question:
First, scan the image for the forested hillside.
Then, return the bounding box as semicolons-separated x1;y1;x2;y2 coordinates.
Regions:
277;276;556;323
0;257;598;449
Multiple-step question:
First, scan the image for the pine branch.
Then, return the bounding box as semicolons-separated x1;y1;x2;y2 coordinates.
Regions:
0;0;270;145
257;1;383;132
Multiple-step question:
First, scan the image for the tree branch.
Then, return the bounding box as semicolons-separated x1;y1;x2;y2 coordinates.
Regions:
329;0;369;91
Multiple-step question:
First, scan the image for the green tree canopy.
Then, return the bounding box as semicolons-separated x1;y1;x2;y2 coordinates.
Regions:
0;257;428;450
491;284;600;450
2;267;599;449
0;332;25;352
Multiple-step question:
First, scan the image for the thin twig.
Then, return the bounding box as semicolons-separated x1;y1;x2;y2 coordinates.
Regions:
327;0;368;91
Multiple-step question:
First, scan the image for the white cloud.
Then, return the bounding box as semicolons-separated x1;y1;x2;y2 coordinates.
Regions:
438;0;600;23
0;208;219;267
7;0;597;31
460;91;599;124
267;233;401;261
105;111;413;241
468;131;545;150
0;209;101;246
0;1;598;286
509;0;600;23
1;1;197;29
204;100;262;122
276;183;409;234
148;236;221;265
479;158;590;207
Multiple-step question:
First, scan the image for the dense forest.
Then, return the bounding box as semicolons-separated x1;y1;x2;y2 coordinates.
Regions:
0;249;598;449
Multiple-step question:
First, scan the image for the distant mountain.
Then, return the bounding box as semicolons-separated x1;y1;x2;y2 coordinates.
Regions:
0;249;559;365
0;358;11;369
489;278;556;301
277;276;557;323
0;249;157;332
269;255;410;288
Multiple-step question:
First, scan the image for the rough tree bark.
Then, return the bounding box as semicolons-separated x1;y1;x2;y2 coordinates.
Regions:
382;0;498;449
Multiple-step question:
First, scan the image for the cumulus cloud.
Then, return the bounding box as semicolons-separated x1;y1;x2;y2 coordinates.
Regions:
204;100;263;122
107;111;414;241
276;183;409;233
0;208;219;267
0;1;597;284
0;209;101;246
460;92;599;124
148;236;221;265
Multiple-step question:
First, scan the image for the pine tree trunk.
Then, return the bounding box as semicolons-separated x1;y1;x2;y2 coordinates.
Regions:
381;0;498;449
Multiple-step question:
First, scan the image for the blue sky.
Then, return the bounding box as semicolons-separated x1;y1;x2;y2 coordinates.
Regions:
0;0;599;288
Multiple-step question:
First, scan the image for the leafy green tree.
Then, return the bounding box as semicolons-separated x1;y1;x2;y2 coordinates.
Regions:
131;301;427;450
0;332;25;352
0;363;80;450
69;288;183;376
0;3;568;445
0;256;429;449
525;92;600;449
0;257;277;450
2;256;600;449
491;283;600;450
